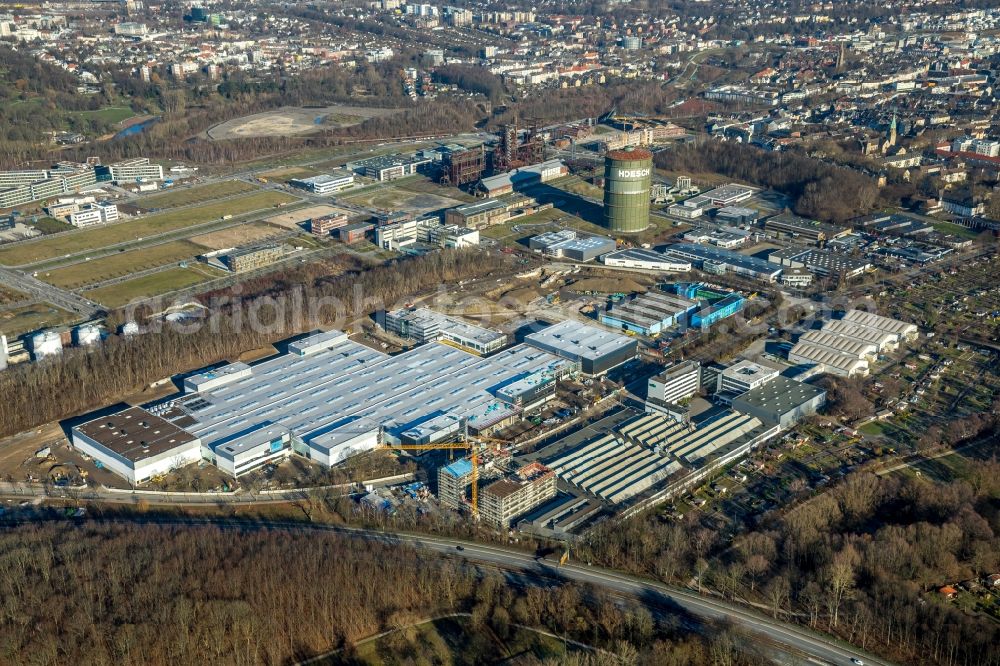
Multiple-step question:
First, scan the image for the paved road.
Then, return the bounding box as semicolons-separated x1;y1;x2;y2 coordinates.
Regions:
0;265;99;317
20;515;889;666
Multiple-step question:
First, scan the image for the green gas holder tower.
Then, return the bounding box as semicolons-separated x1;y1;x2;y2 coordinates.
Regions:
603;148;652;233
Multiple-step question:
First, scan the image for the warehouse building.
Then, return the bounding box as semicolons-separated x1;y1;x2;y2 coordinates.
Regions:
799;329;878;360
444;198;509;229
476;160;567;198
438;458;474;510
820;319;899;352
382;307;508;354
841;309;918;342
71;406;203;486
524;320;637;376
121;331;575;478
353;154;433;181
546;431;682;505
528;230;616;261
764;213;849;245
480;462;557;529
769;247;871;279
289;173;354;194
647;360;701;404
600;248;691;272
788;341;870;377
600;291;698;335
715;206;758;225
663;243;781;282
731;376;826;428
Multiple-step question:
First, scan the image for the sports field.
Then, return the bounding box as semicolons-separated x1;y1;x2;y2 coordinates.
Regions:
37;240;203;289
0;191;298;266
84;265;222;308
137;181;259;210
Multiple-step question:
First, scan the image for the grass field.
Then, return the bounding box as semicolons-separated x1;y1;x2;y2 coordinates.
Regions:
84;265;222;308
69;106;135;125
0;303;77;337
257;166;323;183
0;285;27;306
0;191;298;266
137;180;259;210
31;217;73;235
343;184;462;214
37;240;203;289
930;220;979;239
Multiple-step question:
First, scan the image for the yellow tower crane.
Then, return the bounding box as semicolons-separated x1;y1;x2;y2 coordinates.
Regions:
379;442;480;519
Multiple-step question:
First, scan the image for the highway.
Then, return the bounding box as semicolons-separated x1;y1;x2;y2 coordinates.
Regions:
3;512;892;666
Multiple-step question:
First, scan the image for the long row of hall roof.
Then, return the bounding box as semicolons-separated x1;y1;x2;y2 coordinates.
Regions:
154;330;574;464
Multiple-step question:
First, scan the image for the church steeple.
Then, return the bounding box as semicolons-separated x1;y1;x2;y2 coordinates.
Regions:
888;111;898;148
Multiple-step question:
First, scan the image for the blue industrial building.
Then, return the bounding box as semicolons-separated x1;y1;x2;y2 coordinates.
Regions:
691;293;746;328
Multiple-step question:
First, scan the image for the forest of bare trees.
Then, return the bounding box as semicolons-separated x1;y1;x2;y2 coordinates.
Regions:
0;250;515;439
655;141;880;224
0;521;771;666
577;467;1000;666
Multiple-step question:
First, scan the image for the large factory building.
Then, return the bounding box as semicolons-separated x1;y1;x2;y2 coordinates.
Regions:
603;149;652;233
73;327;580;482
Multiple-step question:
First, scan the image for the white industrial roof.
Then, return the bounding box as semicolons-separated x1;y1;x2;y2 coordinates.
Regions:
789;341;870;374
162;335;570;458
821;319;898;348
842;309;918;337
525;320;635;362
800;329;878;359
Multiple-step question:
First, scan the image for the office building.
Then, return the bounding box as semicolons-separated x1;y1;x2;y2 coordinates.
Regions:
375;218;479;250
71;407;203;485
221;244;283;272
290;173;354;194
336;222;374;243
102;158;164;182
731;376;826;428
648;361;701;405
528;230;616;261
479;462;556;529
382;307;508;355
600;291;698;336
68;203;119;228
311;213;349;236
718;360;779;396
525;320;636;376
